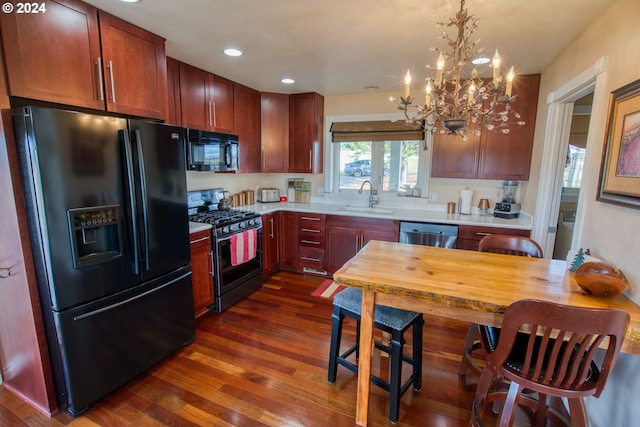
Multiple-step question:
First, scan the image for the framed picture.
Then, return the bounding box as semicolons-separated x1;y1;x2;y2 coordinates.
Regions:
597;79;640;209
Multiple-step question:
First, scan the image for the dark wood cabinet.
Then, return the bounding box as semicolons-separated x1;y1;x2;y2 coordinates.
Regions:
0;0;168;119
297;213;326;274
279;211;299;271
179;62;234;133
326;215;399;274
289;92;324;174
189;229;214;317
98;12;168;120
0;0;104;110
262;212;280;274
432;74;540;180
261;92;289;172
166;56;181;125
234;83;261;172
456;225;530;251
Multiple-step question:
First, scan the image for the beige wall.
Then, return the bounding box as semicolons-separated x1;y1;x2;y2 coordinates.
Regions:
530;2;640;425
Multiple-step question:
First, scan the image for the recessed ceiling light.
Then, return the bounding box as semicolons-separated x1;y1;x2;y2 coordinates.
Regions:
471;56;490;65
119;0;142;3
223;48;242;57
281;78;295;84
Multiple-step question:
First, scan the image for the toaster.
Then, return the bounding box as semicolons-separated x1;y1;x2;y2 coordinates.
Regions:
257;188;280;203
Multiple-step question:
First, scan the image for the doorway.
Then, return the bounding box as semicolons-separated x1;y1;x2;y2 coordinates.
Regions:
552;93;593;260
531;56;609;259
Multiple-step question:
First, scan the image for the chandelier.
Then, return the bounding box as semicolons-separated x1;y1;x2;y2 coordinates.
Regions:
392;0;525;140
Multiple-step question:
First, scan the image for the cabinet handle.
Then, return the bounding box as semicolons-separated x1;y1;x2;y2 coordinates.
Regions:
355;235;359;252
300;228;320;233
213;101;217;127
300;216;320;221
472;149;478;175
208;101;213;126
301;256;320;262
269;218;275;238
300;239;320;245
209;251;214;276
476;232;492;237
190;236;210;244
96;57;104;101
309;149;312;170
479;150;485;173
107;60;116;102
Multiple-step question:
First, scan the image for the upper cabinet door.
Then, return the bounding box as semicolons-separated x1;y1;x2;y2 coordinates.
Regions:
431;131;481;178
210;75;234;134
98;12;168;120
477;74;541;180
289;92;324;174
166;57;182;126
261;92;289;172
0;0;104;110
234;83;261;173
179;63;211;130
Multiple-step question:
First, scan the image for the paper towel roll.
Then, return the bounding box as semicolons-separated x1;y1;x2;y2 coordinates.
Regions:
459;189;474;214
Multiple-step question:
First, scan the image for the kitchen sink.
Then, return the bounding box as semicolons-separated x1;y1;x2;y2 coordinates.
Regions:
336;206;395;215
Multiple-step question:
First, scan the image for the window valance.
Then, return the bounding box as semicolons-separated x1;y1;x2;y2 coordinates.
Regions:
330;120;424;142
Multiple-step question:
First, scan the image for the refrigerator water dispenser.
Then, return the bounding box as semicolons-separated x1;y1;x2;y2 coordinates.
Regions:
68;205;123;268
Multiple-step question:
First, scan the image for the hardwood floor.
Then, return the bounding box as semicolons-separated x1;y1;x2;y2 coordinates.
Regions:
0;271;479;426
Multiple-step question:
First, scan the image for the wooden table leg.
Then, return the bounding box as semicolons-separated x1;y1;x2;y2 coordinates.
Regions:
356;289;375;426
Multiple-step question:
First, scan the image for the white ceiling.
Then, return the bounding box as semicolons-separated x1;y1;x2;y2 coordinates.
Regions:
84;0;615;96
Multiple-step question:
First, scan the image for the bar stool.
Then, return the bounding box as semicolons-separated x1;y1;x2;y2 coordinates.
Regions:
327;287;424;423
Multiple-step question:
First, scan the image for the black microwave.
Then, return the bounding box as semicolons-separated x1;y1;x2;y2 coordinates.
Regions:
187;129;239;171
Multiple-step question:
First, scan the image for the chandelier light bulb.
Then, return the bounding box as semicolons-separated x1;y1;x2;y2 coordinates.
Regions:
404;71;412;99
425;79;433;106
506;66;515;97
436;53;445;87
492;50;501;86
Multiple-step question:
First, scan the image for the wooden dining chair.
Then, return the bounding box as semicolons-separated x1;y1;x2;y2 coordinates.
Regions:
460;234;544;379
471;299;629;426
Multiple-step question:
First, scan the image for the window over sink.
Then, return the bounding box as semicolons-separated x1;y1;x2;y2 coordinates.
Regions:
327;115;430;197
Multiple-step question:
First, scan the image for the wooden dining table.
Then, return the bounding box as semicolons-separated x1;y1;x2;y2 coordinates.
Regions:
332;240;640;426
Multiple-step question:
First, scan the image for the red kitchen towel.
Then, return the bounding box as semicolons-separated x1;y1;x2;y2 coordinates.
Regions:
230;228;257;266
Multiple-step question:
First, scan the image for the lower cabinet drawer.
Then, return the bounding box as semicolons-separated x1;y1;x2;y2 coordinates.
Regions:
298;246;326;273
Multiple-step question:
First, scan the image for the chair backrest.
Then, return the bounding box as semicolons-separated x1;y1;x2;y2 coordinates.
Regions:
486;299;629;398
478;234;543;258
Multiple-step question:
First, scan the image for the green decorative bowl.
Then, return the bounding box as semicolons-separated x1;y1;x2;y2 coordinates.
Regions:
573;262;629;297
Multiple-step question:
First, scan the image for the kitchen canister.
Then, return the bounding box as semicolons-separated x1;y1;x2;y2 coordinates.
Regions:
458;188;474;215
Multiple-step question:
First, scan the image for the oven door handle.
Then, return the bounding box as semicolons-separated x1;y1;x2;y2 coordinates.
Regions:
215;227;262;242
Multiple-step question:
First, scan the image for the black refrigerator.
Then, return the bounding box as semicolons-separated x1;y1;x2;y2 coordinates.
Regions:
12;106;196;415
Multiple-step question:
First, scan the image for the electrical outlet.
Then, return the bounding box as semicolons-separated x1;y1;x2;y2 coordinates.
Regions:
428;192;439;201
483;194;491;199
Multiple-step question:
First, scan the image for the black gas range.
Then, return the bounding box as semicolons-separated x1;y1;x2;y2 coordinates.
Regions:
187;189;263;312
189;209;262;238
187;189;262;238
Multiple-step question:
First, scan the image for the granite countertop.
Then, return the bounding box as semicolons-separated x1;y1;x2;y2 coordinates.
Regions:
244;200;533;230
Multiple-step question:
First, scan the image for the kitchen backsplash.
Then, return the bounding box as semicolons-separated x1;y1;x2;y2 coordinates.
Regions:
187;171;524;212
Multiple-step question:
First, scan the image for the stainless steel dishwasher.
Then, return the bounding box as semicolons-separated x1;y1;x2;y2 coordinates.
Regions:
399;222;458;248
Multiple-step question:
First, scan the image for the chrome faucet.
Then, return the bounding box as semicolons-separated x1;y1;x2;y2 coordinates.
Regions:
358;180;378;208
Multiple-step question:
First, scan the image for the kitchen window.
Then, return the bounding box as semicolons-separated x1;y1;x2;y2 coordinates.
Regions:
329;118;428;196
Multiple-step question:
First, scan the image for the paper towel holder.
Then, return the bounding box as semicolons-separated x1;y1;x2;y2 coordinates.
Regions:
458;188;474;215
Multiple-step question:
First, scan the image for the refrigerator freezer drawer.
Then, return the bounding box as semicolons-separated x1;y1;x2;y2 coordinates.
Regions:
53;267;195;415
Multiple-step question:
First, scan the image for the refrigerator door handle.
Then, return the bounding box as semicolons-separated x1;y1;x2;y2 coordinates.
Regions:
72;270;192;321
133;130;150;271
121;130;140;275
